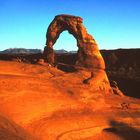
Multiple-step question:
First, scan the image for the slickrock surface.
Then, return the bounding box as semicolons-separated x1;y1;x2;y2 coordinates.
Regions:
0;60;140;140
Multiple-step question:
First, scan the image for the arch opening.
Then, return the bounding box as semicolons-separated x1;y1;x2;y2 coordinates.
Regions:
53;31;79;72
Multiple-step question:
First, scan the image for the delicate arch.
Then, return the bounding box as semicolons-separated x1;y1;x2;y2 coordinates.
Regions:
43;14;105;69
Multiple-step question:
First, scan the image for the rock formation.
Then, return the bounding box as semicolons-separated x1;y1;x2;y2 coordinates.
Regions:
110;80;124;97
0;60;140;140
43;14;113;94
43;14;105;69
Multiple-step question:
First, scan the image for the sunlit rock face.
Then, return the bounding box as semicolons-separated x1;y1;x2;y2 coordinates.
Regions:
43;14;112;94
43;14;105;69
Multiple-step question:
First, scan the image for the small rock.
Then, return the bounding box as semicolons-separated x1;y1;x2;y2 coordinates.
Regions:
37;59;45;65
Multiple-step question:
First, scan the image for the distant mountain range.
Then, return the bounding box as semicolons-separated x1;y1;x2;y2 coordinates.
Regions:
55;49;68;53
0;48;77;54
0;48;139;57
0;48;42;54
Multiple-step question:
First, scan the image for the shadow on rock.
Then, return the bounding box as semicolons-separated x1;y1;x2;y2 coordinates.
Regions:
103;120;140;140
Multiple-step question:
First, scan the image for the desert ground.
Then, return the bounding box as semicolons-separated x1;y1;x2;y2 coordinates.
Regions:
0;58;140;140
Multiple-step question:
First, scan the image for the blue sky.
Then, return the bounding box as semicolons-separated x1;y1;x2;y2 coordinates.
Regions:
0;0;140;51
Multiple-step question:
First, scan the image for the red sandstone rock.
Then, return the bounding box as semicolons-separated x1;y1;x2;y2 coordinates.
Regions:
43;14;105;69
43;15;121;95
0;61;140;140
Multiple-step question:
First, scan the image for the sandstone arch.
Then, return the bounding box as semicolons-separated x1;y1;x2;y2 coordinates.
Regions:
43;14;105;69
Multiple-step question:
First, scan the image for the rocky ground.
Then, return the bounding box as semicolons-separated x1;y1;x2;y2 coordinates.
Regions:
0;60;140;140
